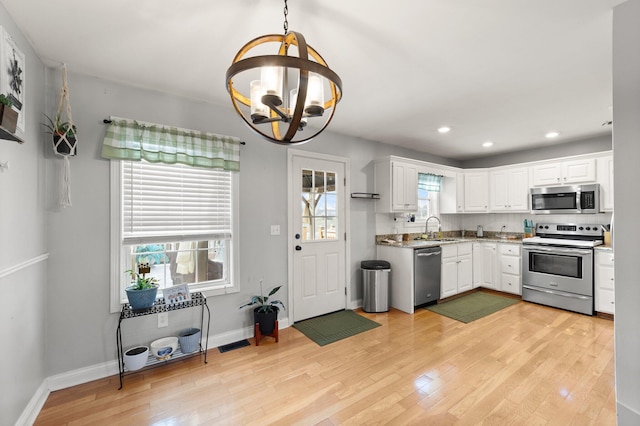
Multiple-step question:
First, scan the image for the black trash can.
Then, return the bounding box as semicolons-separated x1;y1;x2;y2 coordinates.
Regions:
361;260;391;313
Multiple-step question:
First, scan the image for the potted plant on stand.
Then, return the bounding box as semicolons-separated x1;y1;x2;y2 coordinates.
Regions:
124;264;159;311
239;279;285;345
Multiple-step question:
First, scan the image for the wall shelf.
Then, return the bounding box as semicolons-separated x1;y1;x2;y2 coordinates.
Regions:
0;126;23;143
351;192;380;199
116;292;210;389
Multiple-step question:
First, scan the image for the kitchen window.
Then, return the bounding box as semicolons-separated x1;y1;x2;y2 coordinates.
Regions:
102;117;241;312
415;172;441;220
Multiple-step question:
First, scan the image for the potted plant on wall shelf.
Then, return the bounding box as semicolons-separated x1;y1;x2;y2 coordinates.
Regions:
0;94;18;133
124;264;159;311
239;280;285;344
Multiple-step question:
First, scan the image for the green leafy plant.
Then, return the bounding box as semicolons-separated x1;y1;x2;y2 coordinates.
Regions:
125;270;159;290
0;94;13;107
239;279;285;313
43;113;77;138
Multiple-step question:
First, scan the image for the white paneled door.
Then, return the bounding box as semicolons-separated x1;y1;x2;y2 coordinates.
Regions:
290;151;347;322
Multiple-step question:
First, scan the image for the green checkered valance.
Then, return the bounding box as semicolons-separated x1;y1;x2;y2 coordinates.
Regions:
101;116;241;171
418;173;443;192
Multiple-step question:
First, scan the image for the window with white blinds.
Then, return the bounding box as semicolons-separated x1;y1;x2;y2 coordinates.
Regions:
122;161;232;245
110;159;239;312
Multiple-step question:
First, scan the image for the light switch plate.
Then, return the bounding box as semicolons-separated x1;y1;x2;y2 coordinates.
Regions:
158;312;168;328
270;225;280;235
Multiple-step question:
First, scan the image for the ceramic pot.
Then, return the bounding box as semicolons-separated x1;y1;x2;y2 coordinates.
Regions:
254;307;279;336
123;346;149;371
125;286;158;311
178;328;201;354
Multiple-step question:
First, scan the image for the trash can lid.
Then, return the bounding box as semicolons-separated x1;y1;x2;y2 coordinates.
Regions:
361;260;391;270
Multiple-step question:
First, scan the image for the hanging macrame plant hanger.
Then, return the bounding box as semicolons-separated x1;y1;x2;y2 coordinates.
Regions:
53;64;77;207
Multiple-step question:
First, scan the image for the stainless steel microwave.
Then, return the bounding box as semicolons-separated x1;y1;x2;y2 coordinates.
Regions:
530;184;601;214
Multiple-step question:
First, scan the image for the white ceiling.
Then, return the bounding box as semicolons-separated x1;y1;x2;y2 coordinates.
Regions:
0;0;622;160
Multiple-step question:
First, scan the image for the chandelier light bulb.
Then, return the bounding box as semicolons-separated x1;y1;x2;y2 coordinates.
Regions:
250;80;269;121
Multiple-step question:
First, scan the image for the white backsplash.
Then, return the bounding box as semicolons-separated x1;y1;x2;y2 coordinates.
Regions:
376;212;612;236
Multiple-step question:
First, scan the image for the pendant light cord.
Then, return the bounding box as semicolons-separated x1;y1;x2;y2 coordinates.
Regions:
283;0;289;34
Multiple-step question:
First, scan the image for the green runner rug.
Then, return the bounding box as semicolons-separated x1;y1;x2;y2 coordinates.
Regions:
293;310;381;346
426;292;519;323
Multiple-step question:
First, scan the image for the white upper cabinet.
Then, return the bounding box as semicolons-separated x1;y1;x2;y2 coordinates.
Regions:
375;159;418;212
532;158;596;186
456;172;465;213
464;171;489;212
597;155;614;211
392;161;418;211
489;167;529;212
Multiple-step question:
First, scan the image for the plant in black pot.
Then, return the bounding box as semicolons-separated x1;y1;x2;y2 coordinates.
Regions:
124;264;159;311
239;280;285;340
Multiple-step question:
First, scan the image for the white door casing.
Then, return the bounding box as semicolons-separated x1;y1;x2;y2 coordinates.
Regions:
288;149;349;322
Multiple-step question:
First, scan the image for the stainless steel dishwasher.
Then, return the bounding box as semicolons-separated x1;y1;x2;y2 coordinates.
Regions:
414;246;441;307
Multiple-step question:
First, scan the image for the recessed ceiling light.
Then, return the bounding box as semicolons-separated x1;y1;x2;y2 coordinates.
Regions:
545;131;560;139
482;141;494;148
437;126;451;134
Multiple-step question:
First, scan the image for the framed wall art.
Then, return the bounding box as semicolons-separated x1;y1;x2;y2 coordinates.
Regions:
0;28;25;132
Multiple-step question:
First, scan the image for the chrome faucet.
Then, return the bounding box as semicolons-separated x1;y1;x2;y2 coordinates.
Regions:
500;225;507;239
425;216;442;239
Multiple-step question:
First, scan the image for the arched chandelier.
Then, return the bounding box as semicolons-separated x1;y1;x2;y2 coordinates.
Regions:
225;0;343;145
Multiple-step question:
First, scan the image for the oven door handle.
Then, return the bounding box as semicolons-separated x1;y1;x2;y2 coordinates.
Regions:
522;246;592;256
523;285;591;300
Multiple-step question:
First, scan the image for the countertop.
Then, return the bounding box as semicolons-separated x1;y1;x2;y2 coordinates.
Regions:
378;237;614;252
377;236;523;249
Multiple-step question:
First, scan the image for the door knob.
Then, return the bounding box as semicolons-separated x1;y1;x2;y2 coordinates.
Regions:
295;233;301;240
295;245;302;251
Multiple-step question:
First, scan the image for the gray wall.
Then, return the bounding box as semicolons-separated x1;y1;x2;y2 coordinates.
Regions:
43;69;458;377
613;1;640;424
0;3;47;425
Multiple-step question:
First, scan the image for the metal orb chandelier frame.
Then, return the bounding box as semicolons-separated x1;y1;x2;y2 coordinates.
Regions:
225;1;342;145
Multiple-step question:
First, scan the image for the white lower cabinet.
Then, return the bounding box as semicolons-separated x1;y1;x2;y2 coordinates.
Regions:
595;251;615;315
471;242;498;290
480;242;498;290
499;243;521;295
441;243;473;298
472;243;483;288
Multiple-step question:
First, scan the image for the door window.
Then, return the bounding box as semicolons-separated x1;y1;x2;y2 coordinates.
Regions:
301;169;337;241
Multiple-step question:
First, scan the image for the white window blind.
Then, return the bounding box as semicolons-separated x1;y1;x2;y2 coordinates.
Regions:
122;160;232;245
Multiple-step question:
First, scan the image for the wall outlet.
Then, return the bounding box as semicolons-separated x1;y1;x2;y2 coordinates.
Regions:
270;225;280;235
158;312;168;328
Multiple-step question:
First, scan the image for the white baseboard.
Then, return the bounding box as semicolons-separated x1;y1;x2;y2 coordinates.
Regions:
348;299;363;310
15;381;49;426
617;401;640;425
46;318;291;392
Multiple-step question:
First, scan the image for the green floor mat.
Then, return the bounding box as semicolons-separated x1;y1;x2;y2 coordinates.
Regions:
427;292;519;323
293;310;381;346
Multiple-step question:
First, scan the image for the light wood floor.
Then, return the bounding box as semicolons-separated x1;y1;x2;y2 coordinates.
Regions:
35;298;615;425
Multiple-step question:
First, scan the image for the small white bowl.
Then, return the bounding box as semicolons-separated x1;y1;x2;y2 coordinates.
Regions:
150;337;178;360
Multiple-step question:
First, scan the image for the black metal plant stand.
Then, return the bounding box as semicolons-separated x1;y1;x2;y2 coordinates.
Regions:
116;292;210;389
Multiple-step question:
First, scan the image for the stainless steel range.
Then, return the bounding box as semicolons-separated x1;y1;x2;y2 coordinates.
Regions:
522;223;604;315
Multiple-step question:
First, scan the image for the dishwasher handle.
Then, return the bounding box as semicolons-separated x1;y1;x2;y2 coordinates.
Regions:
416;251;441;257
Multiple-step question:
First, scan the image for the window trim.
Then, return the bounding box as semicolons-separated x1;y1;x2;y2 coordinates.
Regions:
109;160;240;313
